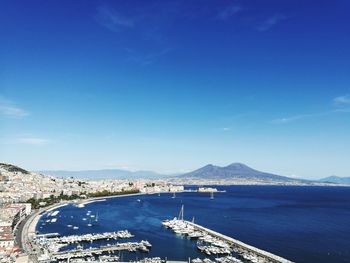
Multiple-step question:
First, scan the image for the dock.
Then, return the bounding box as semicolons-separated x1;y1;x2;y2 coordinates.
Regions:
186;221;293;263
162;214;293;263
49;241;152;261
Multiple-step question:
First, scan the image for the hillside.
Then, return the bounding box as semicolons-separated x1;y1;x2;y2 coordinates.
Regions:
319;176;350;184
0;162;29;174
39;169;167;180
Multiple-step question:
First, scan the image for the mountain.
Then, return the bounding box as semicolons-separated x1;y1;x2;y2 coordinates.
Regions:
179;163;299;182
39;169;167;180
319;176;350;184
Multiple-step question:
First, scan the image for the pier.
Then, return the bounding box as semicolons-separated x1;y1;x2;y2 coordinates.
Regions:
186;221;293;263
48;241;152;261
162;214;293;263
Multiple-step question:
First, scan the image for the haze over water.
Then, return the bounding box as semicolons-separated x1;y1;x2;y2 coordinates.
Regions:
37;186;350;263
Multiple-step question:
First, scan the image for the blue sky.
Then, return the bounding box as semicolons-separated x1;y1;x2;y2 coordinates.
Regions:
1;0;350;179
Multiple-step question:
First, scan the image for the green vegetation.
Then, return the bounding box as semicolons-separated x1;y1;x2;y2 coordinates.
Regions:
0;163;29;174
87;189;140;198
26;193;81;209
26;189;140;209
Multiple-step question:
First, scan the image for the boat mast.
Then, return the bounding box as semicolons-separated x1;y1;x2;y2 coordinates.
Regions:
178;205;184;221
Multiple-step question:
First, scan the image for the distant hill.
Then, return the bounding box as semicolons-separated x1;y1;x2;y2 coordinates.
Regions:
39;169;168;180
179;163;299;182
319;176;350;184
0;163;29;174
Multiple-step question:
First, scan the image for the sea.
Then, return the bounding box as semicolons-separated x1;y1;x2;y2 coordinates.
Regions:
36;186;350;263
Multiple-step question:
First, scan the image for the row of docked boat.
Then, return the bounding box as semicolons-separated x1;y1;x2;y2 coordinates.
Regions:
241;252;266;263
192;256;243;263
49;241;152;261
48;230;134;244
162;218;233;256
162;218;201;237
197;245;231;255
130;257;163;263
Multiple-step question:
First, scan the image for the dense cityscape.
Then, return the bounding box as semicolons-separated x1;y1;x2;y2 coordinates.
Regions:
0;163;184;263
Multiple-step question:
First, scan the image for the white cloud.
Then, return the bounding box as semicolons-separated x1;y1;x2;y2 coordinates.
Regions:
221;127;232;131
0;97;29;118
333;94;350;105
217;5;242;21
257;14;286;32
95;5;134;32
17;137;50;145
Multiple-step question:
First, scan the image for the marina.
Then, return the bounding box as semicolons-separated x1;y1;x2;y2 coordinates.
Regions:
28;187;349;263
34;229;152;262
162;206;293;263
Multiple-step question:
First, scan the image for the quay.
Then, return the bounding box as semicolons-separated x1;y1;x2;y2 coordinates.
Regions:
186;221;292;263
163;216;293;263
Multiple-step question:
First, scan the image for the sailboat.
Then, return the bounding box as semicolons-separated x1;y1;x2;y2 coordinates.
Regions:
210;191;214;200
178;204;184;221
172;192;176;199
95;212;99;223
87;218;92;227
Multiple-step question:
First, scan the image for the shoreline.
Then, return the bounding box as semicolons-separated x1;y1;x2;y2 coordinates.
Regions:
21;190;183;255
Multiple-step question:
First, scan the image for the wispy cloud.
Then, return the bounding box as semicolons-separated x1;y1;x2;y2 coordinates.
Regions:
125;48;172;66
216;5;242;21
257;14;286;32
17;137;51;145
271;114;313;124
0;97;29;118
333;94;350;105
95;5;134;32
221;127;232;131
271;104;350;124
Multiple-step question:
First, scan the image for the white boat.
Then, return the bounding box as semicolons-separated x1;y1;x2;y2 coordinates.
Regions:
51;211;60;216
73;226;79;230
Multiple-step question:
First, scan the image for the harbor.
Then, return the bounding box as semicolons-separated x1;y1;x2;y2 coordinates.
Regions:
162;206;294;263
33;230;152;262
22;190;300;263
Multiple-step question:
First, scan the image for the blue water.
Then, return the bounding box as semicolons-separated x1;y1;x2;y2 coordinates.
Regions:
37;186;350;263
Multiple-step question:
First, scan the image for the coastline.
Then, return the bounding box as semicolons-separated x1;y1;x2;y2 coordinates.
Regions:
21;190;181;255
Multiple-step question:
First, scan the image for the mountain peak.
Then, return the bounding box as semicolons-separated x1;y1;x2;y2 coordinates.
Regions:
226;163;250;169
